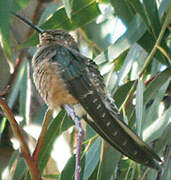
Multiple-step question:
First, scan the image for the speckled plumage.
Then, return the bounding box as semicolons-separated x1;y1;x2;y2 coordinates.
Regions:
31;29;162;170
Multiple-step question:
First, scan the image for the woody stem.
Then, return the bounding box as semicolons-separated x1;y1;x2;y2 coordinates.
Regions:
64;104;84;180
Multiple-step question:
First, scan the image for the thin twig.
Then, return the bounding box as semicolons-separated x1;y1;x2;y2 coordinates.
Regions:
64;104;84;180
119;80;138;112
26;60;32;124
139;3;171;77
33;108;52;163
156;45;171;63
0;98;41;180
97;139;105;179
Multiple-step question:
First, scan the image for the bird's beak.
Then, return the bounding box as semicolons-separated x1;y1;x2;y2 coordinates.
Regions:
11;11;44;34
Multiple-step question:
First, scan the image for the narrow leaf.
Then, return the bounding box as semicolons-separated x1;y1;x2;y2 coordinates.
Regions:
110;0;169;65
142;0;161;39
60;149;85;180
62;0;73;20
143;105;171;143
60;155;75;180
97;143;120;180
110;0;134;25
38;110;74;173
83;138;101;180
127;0;148;27
12;157;27;180
19;0;100;48
113;81;134;108
155;123;171;153
136;79;144;136
94;14;146;65
0;0;12;58
144;77;170;129
144;67;171;105
11;0;30;12
7;61;26;108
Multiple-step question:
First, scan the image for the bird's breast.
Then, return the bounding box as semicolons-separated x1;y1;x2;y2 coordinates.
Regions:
33;59;78;109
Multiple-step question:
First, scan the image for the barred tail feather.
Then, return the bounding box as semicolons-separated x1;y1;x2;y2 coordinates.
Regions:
67;78;161;170
82;92;161;170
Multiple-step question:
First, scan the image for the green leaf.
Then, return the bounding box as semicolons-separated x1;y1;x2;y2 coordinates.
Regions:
0;0;12;58
117;159;139;180
60;155;75;180
19;63;27;121
7;60;26;108
113;81;134;108
128;0;161;39
116;44;142;86
159;0;171;17
94;14;146;65
144;78;170;129
62;0;73;20
19;0;100;48
43;174;60;179
97;143;121;180
43;0;99;32
38;2;61;25
160;146;171;180
83;137;101;180
60;145;86;180
135;79;144;136
110;0;134;25
34;105;48;125
143;105;171;143
111;80;137;131
155;123;171;153
127;0;147;26
110;0;169;65
38;110;74;173
142;0;161;39
11;0;30;12
12;155;27;180
142;70;171;143
144;67;171;105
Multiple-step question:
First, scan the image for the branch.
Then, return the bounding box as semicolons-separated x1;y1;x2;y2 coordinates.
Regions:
33;109;52;163
0;98;41;180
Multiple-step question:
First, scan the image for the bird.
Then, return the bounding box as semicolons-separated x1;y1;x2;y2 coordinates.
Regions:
12;12;162;171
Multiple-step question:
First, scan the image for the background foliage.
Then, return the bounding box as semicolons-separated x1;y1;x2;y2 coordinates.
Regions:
0;0;170;179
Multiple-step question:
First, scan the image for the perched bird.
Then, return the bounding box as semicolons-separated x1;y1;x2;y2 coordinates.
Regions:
13;12;162;171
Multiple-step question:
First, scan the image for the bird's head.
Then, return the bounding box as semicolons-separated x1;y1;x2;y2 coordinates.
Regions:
39;29;78;50
12;12;78;50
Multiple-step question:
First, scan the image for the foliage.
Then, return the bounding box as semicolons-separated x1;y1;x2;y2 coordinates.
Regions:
0;0;170;179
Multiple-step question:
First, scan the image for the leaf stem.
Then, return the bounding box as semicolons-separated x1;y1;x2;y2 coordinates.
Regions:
33;108;52;163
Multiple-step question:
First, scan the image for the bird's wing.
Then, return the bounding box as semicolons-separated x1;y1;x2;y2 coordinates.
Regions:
51;45;161;170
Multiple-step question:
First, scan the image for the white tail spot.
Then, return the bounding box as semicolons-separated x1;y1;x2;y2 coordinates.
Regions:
93;98;98;103
106;121;111;127
123;140;127;146
102;113;106;118
112;131;118;136
145;160;149;164
97;104;101;110
134;151;138;155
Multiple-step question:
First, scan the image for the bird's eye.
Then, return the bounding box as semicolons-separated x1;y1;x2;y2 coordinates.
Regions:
41;33;47;37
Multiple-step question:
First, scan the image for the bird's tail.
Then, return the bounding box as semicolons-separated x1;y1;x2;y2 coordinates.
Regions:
78;91;162;170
